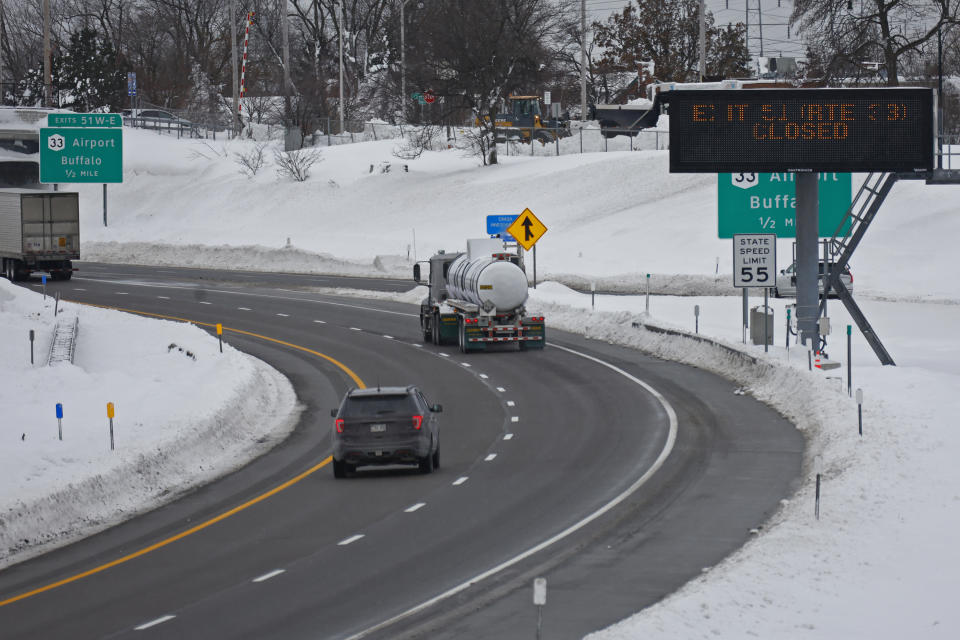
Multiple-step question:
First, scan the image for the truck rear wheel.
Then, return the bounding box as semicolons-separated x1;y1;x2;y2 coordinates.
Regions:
431;311;441;345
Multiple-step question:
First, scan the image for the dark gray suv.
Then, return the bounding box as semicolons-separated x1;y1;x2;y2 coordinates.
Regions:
330;385;442;478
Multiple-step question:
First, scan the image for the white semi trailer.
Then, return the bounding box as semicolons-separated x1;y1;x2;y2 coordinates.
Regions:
0;190;80;281
413;238;544;352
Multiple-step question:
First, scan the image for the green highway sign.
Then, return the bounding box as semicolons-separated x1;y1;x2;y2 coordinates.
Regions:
718;172;852;238
40;127;123;183
47;113;121;128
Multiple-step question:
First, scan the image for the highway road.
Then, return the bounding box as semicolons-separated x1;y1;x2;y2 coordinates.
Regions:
0;263;804;639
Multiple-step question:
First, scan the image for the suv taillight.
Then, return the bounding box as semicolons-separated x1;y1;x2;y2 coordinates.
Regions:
412;415;423;430
335;418;345;433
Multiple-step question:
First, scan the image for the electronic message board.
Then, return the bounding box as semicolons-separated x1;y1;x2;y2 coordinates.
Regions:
667;88;934;174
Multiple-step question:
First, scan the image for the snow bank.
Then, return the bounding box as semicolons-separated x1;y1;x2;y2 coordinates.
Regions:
0;280;300;568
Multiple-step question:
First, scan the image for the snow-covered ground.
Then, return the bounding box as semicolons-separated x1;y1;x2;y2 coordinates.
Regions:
3;126;960;638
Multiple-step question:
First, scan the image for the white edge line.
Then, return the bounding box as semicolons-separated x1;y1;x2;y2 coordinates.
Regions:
338;534;365;546
252;569;286;583
404;502;426;513
134;614;176;630
344;343;678;640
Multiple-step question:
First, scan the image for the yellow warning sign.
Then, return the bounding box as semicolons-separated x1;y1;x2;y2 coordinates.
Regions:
506;208;547;251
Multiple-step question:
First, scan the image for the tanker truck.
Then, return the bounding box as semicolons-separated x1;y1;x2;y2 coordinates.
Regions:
413;238;545;352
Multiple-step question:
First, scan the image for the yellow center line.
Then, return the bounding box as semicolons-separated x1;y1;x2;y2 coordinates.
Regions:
0;302;365;608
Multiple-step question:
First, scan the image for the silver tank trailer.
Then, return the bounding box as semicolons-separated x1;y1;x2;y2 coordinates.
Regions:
445;253;529;312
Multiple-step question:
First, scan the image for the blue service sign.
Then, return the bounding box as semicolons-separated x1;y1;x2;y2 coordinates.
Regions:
56;403;63;419
127;72;137;96
486;214;517;241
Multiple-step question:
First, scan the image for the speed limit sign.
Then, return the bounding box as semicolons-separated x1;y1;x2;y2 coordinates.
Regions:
47;133;65;151
733;233;776;288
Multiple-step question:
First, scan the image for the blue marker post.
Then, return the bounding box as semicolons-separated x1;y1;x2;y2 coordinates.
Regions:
42;274;47;300
56;403;63;441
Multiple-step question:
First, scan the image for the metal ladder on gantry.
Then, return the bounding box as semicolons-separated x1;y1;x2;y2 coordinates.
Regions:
820;168;960;365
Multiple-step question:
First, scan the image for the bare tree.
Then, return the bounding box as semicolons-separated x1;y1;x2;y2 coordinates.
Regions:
791;0;960;86
408;0;563;165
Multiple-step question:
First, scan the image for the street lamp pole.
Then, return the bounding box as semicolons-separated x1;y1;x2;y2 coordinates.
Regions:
401;0;406;122
938;23;944;169
338;0;344;135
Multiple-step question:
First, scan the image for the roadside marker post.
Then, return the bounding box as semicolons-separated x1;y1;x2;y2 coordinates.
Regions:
645;274;650;314
56;403;63;441
694;304;700;334
42;274;47;299
856;388;863;436
217;323;223;353
533;577;547;640
590;282;595;310
29;329;35;365
847;325;853;397
107;402;115;450
814;454;823;520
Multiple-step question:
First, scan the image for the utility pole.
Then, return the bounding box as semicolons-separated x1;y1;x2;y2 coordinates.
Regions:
281;0;296;150
698;0;705;82
231;0;239;136
338;0;345;135
43;0;51;107
401;0;406;122
580;0;587;120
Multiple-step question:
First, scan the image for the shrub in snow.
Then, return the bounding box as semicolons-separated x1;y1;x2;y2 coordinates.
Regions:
393;125;442;160
234;143;268;177
274;148;322;182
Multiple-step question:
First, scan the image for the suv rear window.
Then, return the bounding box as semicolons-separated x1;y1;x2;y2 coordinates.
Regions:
340;394;418;417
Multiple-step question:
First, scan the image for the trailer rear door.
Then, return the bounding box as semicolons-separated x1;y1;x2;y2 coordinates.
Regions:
22;194;80;258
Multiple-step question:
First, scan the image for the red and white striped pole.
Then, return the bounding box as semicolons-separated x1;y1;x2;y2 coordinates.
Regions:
238;11;255;124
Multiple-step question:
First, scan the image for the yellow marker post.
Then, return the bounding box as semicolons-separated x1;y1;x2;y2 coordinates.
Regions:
107;402;115;450
216;323;223;353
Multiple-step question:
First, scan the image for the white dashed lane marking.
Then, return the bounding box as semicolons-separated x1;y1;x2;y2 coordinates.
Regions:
115;292;128;295
199;301;212;305
504;433;514;440
238;307;251;311
452;477;469;486
313;319;325;324
383;335;394;339
484;454;497;462
338;534;365;546
404;503;426;513
134;615;176;630
276;313;289;317
496;387;506;392
511;417;519;423
252;569;286;583
349;327;361;331
506;401;515;407
479;374;488;379
157;296;170;300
